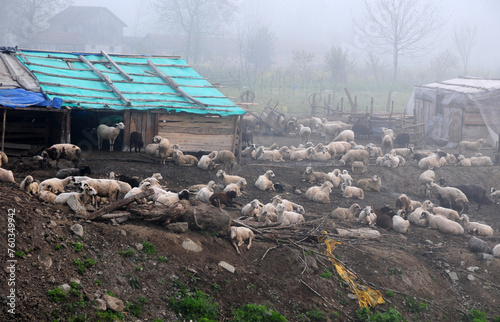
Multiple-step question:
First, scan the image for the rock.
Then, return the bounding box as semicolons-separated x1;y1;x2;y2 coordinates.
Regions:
59;284;71;292
135;243;144;251
48;220;57;228
182;238;202;252
218;261;235;273
14;196;21;203
466;267;479;272
120;230;127;236
103;294;125;312
167;222;189;233
347;293;358;300
70;224;84;237
38;254;52;270
95;298;107;311
478;253;494;261
467;274;476;281
447;271;459;281
70;278;80;285
48;276;56;284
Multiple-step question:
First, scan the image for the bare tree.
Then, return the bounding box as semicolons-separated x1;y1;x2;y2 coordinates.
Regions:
453;23;477;75
356;0;442;81
244;26;277;78
324;46;355;84
149;0;236;63
429;50;458;80
291;50;315;87
0;0;73;44
365;51;385;83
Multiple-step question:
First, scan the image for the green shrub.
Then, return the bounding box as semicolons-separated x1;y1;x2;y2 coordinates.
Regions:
120;249;134;257
73;242;83;252
385;290;395;298
157;256;168;263
169;290;219;320
306;307;327;322
320;268;333;279
405;296;428;314
141;241;156;255
95;310;124;321
48;286;67;302
232;303;286;322
14;250;26;258
466;309;487;322
355;307;405;322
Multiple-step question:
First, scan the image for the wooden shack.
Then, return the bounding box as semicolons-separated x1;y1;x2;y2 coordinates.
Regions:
0;49;245;155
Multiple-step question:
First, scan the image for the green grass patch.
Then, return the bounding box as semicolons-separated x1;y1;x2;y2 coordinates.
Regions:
95;310;124;321
48;286;67;302
232;303;286;322
72;242;83;252
320;268;333;279
306;307;327;322
169;289;219;321
141;241;156;255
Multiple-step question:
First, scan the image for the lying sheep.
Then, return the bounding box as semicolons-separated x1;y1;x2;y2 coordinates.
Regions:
418;151;447;170
124;181;152;202
421;211;464;235
279;198;305;214
330;203;361;220
38;190;57;203
39;176;74;194
392;215;410;233
275;203;305;225
195;181;216;203
255;146;285;162
326;141;351;157
458;138;485;155
97;122;125;151
80;179;121;203
302;166;330;184
356;175;381;192
54;184;97;206
460;214;493;237
311;183;333;204
278;146;292;160
212;150;236;173
209;190;241;208
469;236;491;254
305;181;333;200
431;183;469;214
55;166;91;179
390;148;413;158
407;200;434;227
242;144;257;159
197;151;218;171
43;143;81;168
395;193;420;213
373;205;396;229
493;244;500;258
223;178;247;197
0;151;8;167
309;148;332;161
229;226;254;255
358;206;376;225
255;170;275;191
20;175;39;195
469;155;493;166
290;147;314;161
341;183;364;200
216;170;245;187
333;129;354;142
172;150;198;166
490;187;500;204
0;167;15;183
241;199;262;217
432;206;459;221
155;189;190;206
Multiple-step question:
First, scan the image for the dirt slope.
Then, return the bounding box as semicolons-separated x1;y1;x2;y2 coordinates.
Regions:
1;133;500;322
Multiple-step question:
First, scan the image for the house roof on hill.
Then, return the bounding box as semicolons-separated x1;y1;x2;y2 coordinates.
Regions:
0;49;244;116
48;6;127;27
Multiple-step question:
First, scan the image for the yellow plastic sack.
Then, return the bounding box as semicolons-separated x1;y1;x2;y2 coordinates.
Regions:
320;234;385;308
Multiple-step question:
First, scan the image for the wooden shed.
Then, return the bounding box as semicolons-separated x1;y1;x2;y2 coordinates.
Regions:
408;77;500;147
0;48;245;155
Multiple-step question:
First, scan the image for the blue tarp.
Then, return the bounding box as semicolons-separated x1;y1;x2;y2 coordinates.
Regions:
0;88;52;108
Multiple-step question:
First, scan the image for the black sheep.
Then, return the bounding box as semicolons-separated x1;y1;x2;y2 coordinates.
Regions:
209;190;242;208
394;133;410;148
55;165;91;179
373;205;396;229
117;174;141;188
129;131;144;153
452;184;491;210
352;124;372;140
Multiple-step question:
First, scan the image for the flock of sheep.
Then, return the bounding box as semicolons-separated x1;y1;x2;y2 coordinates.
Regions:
1;116;499;257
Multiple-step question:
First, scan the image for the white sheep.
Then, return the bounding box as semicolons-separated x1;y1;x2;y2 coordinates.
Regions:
469;155;493;166
356;175;381;192
340;170;353;186
381;134;393;154
430;183;469;213
197;151;218;171
279;198;305;214
54;184;97;206
358;206;376;225
305;181;333;200
419;170;435;197
407;199;433;225
42;143;82;168
381;127;395;139
297;124;312;144
223;178;247;197
229;226;254;255
333;129;355;142
97;122;125;151
278;146;292;160
458;138;485;155
145;142;160;157
303;166;331;184
351;161;367;173
216;170;245;187
493;244;500;258
431;206;460;221
80;179;121;202
155;189;190;206
195;181;216;203
39;176;74;194
290;147;314;161
421;211;464;235
341;183;364;199
212;150;236;173
326;170;342;188
241;199;262;217
38;190;57;203
490;187;500;204
395;193;421;213
326;141;351;157
368;146;383;158
311;184;332;204
255;146;285;162
255;170;275;191
390;148;413;158
275;203;305;225
392;215;410;233
242;144;257;158
318;122;342;141
338;149;370;167
260;195;282;216
172;150;199;166
418;152;447;170
20;175;38;195
330;203;361;220
460;214;493;237
0;167;15;183
124;181;151;201
0;151;8;167
309;148;332;161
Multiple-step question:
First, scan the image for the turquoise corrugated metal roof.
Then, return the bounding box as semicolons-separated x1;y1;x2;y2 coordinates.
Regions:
14;49;244;116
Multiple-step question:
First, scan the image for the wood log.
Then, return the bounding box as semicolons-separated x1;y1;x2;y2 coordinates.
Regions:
85;188;154;220
179;202;231;235
128;200;191;225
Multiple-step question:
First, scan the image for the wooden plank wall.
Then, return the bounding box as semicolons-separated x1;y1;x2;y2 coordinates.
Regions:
122;110;157;150
157;113;237;152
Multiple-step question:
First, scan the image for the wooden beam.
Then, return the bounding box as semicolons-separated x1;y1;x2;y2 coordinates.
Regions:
147;59;208;108
1;109;6;152
17;49;31;64
78;55;132;106
101;50;133;82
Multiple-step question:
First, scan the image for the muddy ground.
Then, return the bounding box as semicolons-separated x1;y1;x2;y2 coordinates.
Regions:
1;132;500;322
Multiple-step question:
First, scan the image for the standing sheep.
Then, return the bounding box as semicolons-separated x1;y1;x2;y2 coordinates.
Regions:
212;150;236;173
458;138;485;155
431;183;469;214
97;122;125;151
0;151;8;167
297;124;312;144
43;143;81;168
129;131;144;153
382;135;393;154
155;136;171;165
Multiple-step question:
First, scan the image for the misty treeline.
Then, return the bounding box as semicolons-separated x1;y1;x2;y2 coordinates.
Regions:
2;0;499;115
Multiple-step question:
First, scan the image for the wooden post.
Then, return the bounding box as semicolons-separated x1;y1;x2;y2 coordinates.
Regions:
123;110;131;151
65;110;71;143
231;116;238;158
344;88;355;110
353;95;357;114
1;109;6;152
237;117;242;165
386;91;392;112
340;97;344;112
370;97;374;115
